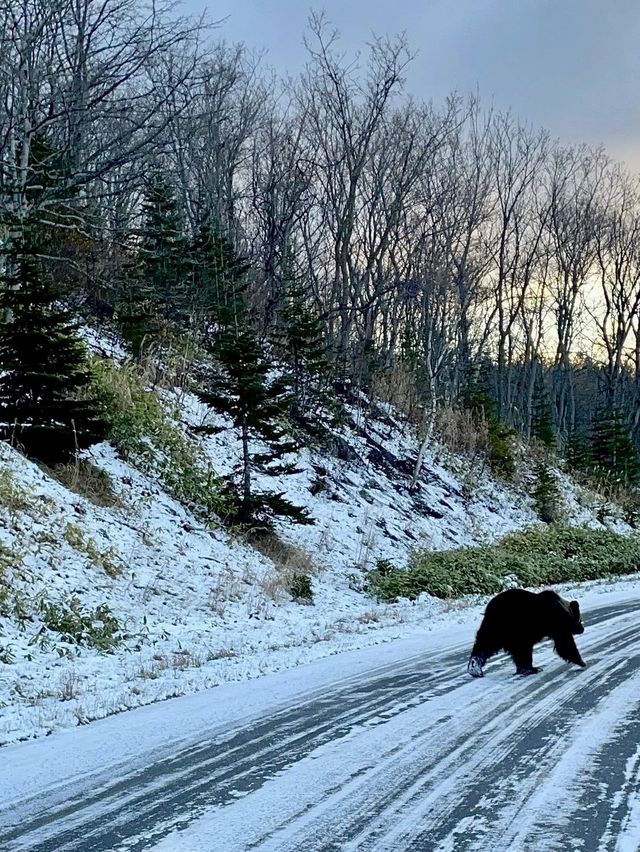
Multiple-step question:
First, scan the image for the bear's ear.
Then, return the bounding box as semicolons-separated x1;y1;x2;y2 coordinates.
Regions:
569;600;581;619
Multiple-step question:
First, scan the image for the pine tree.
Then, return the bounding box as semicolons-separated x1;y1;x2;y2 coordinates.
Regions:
0;215;104;462
188;222;251;323
276;248;334;424
531;372;556;448
532;462;562;523
566;433;593;473
139;171;188;315
196;233;311;528
119;171;187;352
589;406;640;488
461;363;515;478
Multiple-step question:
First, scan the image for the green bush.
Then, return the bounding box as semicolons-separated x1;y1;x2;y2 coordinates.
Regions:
366;526;640;602
89;359;228;519
288;572;314;603
40;599;121;651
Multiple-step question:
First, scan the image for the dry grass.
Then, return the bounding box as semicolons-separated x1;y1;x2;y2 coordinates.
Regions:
434;405;490;458
59;672;81;702
0;469;33;515
206;646;238;661
138;649;202;679
136;335;206;394
251;532;319;603
209;565;257;616
370;362;424;424
354;520;378;573
44;459;123;509
251;533;317;575
357;610;381;624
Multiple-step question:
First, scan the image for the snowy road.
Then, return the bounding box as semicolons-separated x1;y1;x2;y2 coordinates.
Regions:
3;595;640;851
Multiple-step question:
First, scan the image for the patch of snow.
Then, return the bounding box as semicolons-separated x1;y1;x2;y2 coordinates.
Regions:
0;326;636;746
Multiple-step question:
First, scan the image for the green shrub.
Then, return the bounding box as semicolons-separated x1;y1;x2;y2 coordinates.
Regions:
0;469;33;514
39;599;121;651
89;359;228;519
0;545;28;624
288;572;314;603
366;526;640;602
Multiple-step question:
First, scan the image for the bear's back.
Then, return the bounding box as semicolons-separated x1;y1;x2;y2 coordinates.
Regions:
484;588;548;643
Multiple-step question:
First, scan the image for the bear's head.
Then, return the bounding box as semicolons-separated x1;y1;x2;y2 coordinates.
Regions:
568;600;584;634
558;595;584;636
543;591;584;636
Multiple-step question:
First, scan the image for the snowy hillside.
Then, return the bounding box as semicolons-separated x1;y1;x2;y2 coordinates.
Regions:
0;340;634;746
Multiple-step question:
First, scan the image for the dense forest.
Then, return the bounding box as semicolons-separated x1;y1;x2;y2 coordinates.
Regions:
1;1;639;501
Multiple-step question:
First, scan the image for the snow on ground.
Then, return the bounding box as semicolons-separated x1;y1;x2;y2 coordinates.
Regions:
3;577;640;852
3;576;640;810
0;338;635;746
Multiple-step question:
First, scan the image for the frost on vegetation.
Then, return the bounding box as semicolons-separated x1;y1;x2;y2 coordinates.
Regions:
287;572;314;604
0;468;33;515
0;542;29;628
0;524;120;655
88;358;229;520
38;599;121;652
1;343;639;746
137;650;202;680
63;522;123;578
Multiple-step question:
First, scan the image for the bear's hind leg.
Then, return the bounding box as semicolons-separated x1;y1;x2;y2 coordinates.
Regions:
508;642;542;676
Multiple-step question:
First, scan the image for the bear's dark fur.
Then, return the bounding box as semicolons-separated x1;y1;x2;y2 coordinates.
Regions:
467;588;585;677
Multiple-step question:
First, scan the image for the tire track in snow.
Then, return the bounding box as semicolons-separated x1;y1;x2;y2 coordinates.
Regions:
419;651;640;851
0;640;478;851
2;600;638;852
232;604;640;852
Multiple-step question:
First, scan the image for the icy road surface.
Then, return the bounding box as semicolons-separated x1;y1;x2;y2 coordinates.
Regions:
2;593;640;851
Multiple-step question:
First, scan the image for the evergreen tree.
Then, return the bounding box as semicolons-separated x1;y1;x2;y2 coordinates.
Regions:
532;461;563;523
196;232;311;528
461;363;515;478
139;171;188;316
119;171;187;352
566;432;593;473
589;406;640;488
531;372;556;448
188;221;251;323
276;248;335;424
0;215;104;462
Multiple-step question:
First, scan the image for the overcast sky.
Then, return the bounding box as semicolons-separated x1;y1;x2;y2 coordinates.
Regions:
185;0;640;170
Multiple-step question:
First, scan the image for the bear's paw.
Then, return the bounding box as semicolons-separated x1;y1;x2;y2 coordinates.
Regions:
467;656;485;678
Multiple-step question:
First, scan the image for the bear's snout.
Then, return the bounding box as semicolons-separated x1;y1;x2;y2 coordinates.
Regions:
574;622;584;635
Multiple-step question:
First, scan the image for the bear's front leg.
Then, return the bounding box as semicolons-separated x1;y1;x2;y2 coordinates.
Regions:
467;654;486;677
509;643;543;676
554;633;586;668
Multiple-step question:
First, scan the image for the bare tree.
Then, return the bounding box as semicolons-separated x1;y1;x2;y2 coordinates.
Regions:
592;167;640;409
297;13;412;369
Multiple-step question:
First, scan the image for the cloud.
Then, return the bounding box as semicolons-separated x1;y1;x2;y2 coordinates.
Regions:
188;0;640;168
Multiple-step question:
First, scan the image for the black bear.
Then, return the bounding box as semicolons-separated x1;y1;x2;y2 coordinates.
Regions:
467;588;585;677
